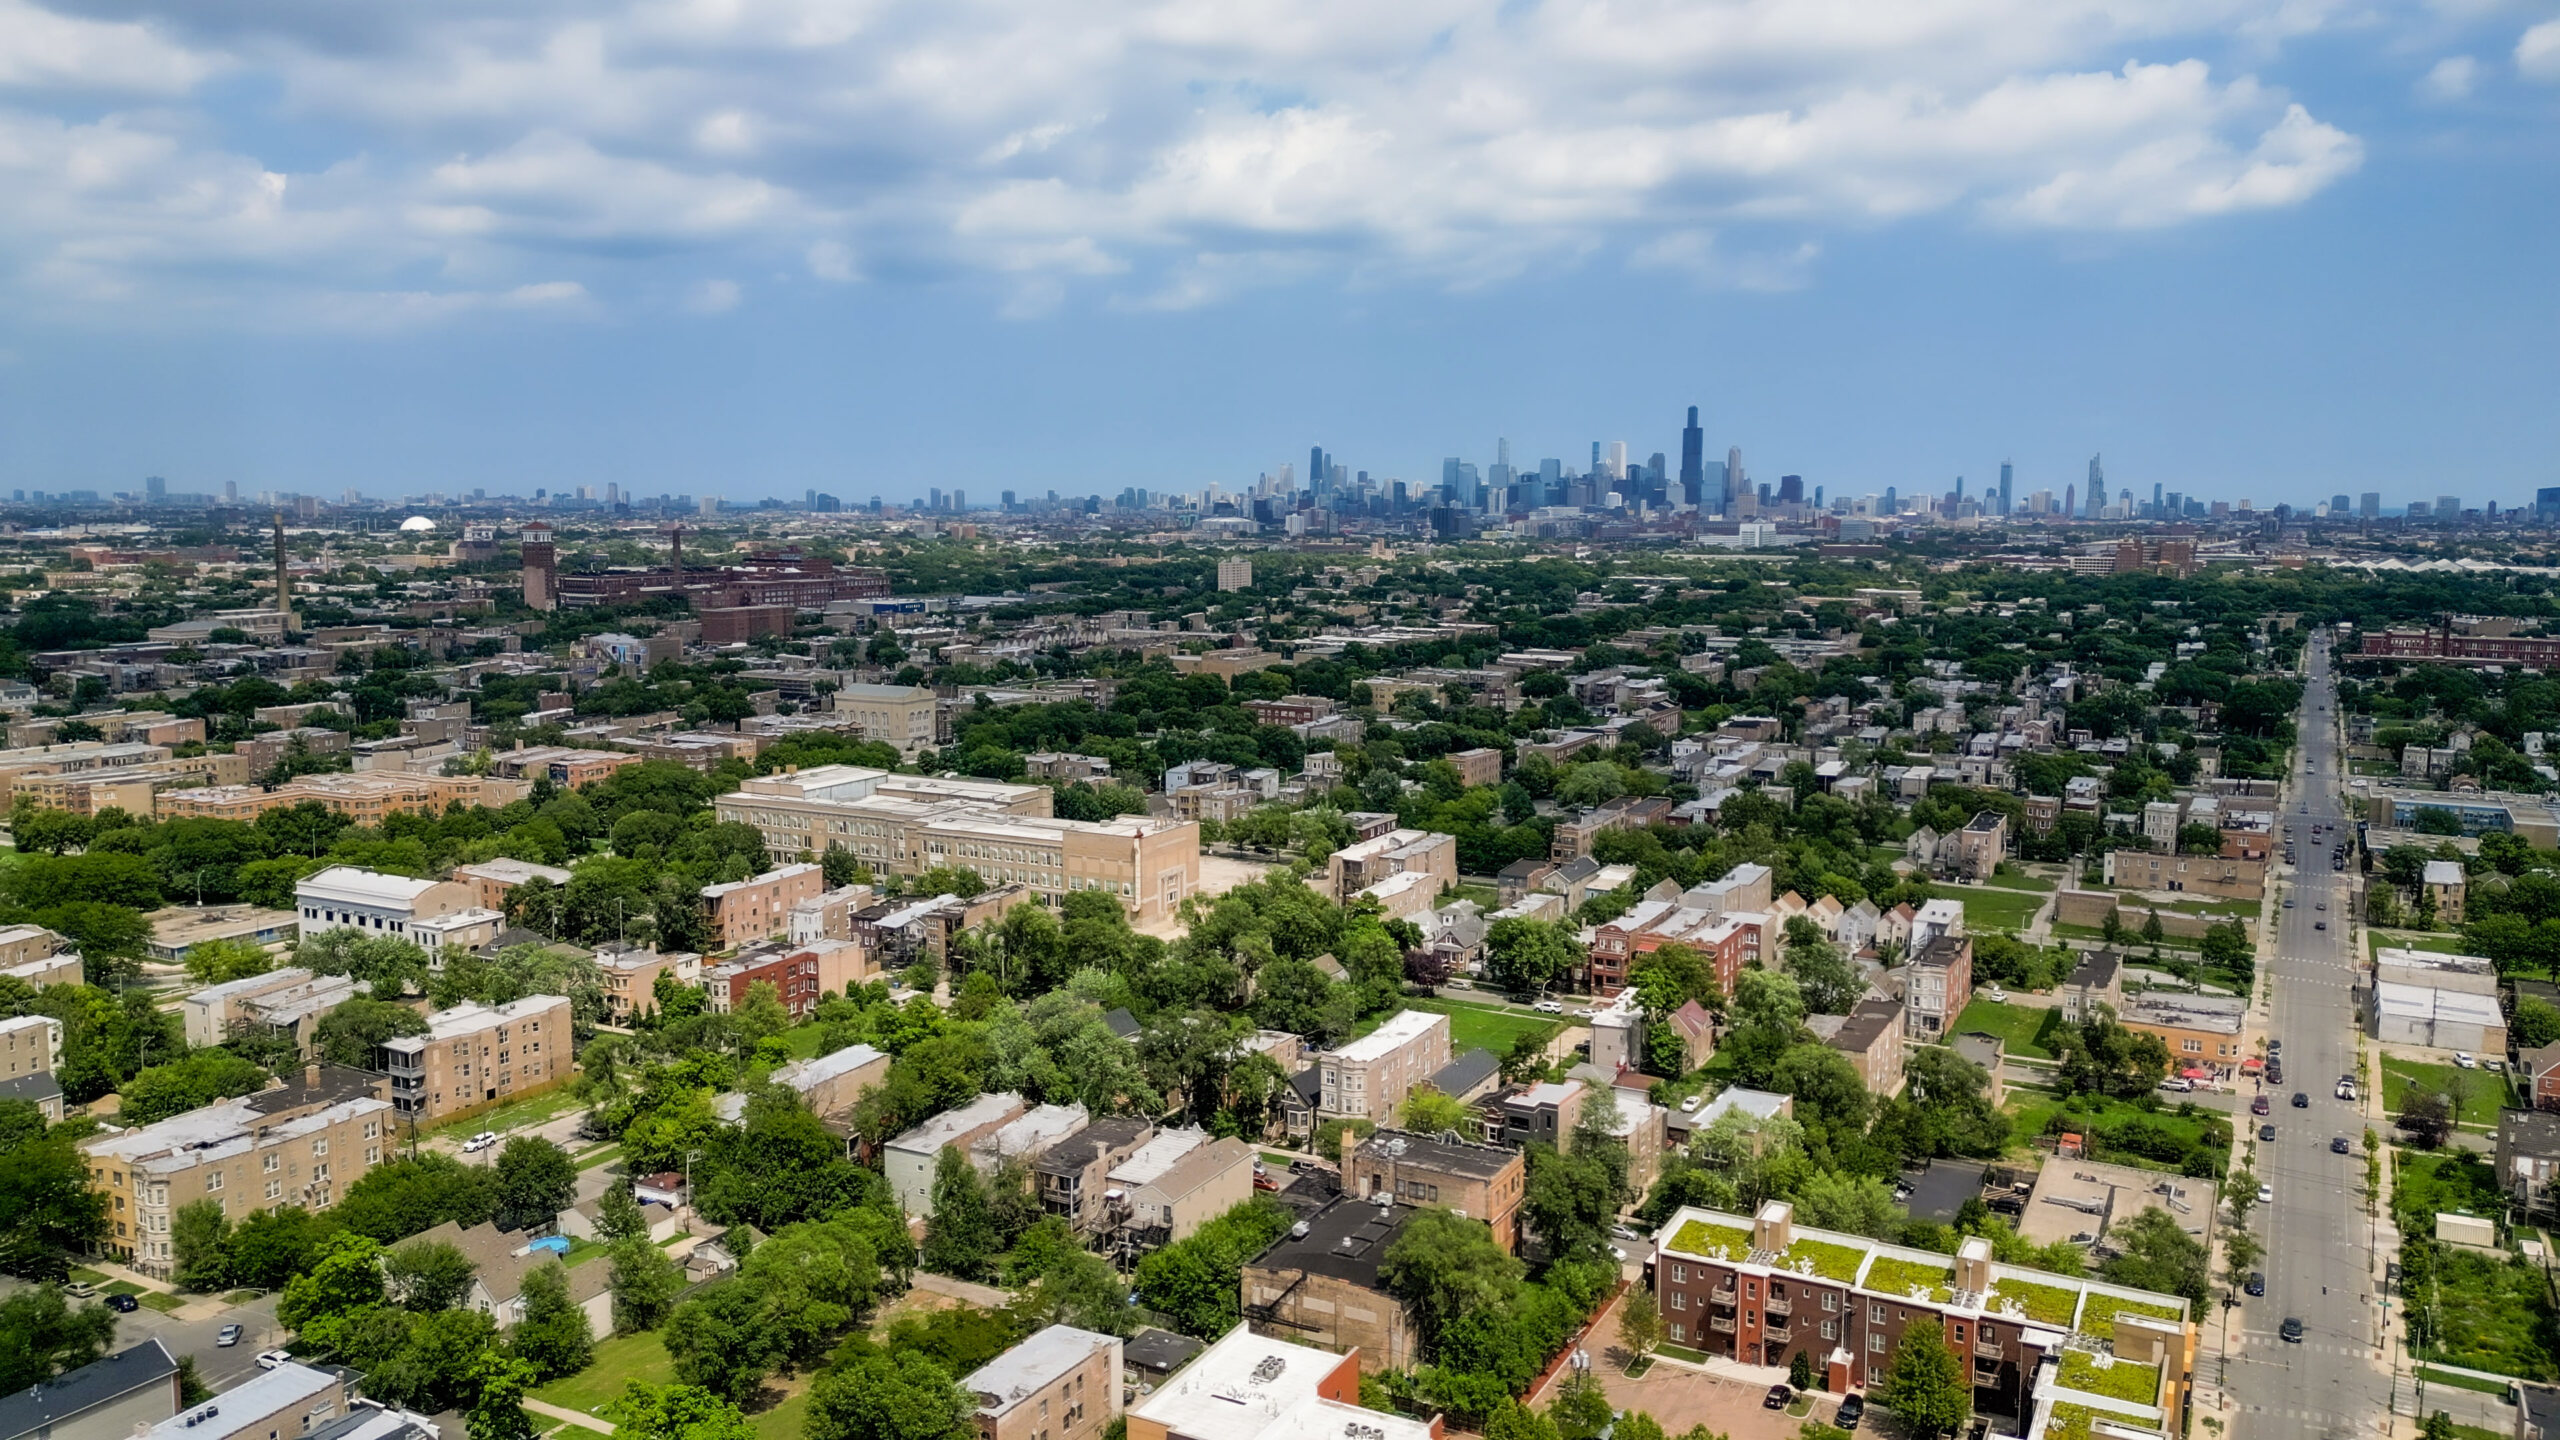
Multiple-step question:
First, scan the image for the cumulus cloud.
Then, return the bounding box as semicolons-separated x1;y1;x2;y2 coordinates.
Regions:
2419;55;2479;100
2521;20;2560;81
0;0;2388;324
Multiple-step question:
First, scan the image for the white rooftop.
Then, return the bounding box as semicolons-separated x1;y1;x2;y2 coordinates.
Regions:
2424;860;2467;886
963;1326;1119;1417
886;1090;1025;1154
390;994;569;1049
139;1363;340;1440
1328;1008;1447;1065
296;866;445;907
1108;1127;1210;1187
1128;1322;1435;1440
775;1043;888;1092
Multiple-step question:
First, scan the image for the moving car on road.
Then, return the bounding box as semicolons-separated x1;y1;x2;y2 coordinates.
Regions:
217;1325;243;1347
2246;1272;2266;1296
2280;1318;2304;1343
2292;1092;2309;1107
2257;1183;2274;1204
463;1130;500;1152
2331;1136;2352;1154
2259;1125;2276;1141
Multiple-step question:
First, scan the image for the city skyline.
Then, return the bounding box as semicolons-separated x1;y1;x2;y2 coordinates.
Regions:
0;0;2551;502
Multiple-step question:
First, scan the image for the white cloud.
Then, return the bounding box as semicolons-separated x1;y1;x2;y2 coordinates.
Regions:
2520;20;2560;81
2420;55;2479;99
0;0;2390;323
685;276;740;312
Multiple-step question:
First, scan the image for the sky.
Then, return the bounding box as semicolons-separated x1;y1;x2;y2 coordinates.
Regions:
0;0;2555;510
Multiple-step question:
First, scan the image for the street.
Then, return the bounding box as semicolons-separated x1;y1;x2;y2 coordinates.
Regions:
2219;633;2394;1440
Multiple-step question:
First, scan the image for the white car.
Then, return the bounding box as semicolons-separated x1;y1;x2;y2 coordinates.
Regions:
2256;1184;2273;1204
462;1131;500;1152
1680;1095;1703;1113
256;1350;293;1370
2486;1058;2505;1074
1985;986;2007;1003
2453;1053;2476;1070
1533;1001;1565;1015
2160;1077;2192;1093
1573;1007;1598;1019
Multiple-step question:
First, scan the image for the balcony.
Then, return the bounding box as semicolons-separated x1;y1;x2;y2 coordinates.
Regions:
1710;1285;1738;1305
1709;1317;1736;1334
1975;1341;2003;1361
1764;1297;1791;1317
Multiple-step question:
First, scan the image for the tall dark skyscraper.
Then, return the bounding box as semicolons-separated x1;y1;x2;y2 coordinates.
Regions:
1999;462;2013;515
1778;474;1804;504
1309;447;1328;491
1679;406;1704;508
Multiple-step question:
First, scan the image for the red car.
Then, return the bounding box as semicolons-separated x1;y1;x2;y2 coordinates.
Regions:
2251;1095;2270;1115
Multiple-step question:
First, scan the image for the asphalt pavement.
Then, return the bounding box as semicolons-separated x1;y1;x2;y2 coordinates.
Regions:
2216;634;2396;1440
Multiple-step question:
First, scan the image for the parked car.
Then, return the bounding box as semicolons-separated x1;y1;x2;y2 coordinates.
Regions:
2453;1053;2475;1070
217;1325;243;1347
2160;1077;2192;1093
104;1293;138;1313
63;1282;95;1299
2259;1124;2276;1141
1533;1001;1565;1015
1765;1386;1793;1410
2486;1058;2505;1074
463;1131;500;1152
2256;1183;2274;1204
1986;986;2007;1003
1679;1095;1702;1113
2246;1272;2266;1296
257;1350;292;1370
2331;1136;2352;1154
1835;1395;1866;1431
2280;1317;2304;1343
2251;1095;2271;1116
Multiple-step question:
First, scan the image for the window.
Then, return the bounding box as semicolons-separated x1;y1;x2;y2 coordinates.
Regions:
1822;1321;1837;1340
1670;1292;1686;1311
1671;1264;1686;1283
312;1139;328;1157
206;1172;223;1191
1870;1305;1886;1324
1870;1333;1887;1353
1954;1324;1967;1343
266;1153;280;1172
1823;1292;1837;1311
267;1179;283;1200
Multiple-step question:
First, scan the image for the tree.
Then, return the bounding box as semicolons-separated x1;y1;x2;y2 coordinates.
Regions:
0;1286;120;1392
2099;1207;2209;1309
171;1199;234;1292
1400;1089;1471;1135
511;1262;594;1380
1783;938;1861;1016
664;1281;776;1403
1379;1207;1522;1355
1484;917;1580;997
278;1233;386;1331
1548;1370;1613;1440
385;1239;477;1312
184;939;277;985
1483;1399;1562;1440
2399;1088;2455;1149
595;1184;649;1245
1878;1327;1970;1438
466;1352;541;1440
608;1235;685;1334
314;998;430;1070
2056;1015;2171;1100
804;1352;975;1440
0;1131;111;1278
1788;1350;1815;1392
919;1147;1001;1281
2199;920;2253;973
2513;997;2560;1050
118;1050;270;1125
493;1138;579;1233
334;1155;499;1242
608;1384;758;1440
733;981;791;1049
1616;1290;1664;1368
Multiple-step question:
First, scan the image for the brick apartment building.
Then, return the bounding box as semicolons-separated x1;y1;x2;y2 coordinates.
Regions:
382;995;573;1124
701;863;826;950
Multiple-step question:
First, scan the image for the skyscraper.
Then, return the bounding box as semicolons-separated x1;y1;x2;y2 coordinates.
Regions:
1779;475;1804;504
2360;492;2381;518
2085;456;2104;518
1309;448;1328;492
2330;494;2350;514
1606;441;1627;480
2064;484;2076;518
1679;407;1705;509
2152;482;2163;515
1725;447;1743;516
2437;495;2461;519
1999;462;2013;516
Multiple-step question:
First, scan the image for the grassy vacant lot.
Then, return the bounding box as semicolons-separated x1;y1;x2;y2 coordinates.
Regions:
2054;923;2203;952
2416;1248;2560;1381
1983;869;2058;893
1405;998;1559;1058
1953;999;2059;1059
1960;887;2048;934
428;1082;585;1137
2370;930;2472;958
532;1331;674;1417
2002;1091;2231;1174
2394;1152;2506;1235
2383;1058;2510;1129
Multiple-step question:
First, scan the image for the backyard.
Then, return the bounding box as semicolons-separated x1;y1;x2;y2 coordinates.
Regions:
531;1331;673;1419
2002;1089;2231;1175
1405;997;1562;1058
1959;886;2049;934
1953;998;2060;1059
2408;1247;2560;1382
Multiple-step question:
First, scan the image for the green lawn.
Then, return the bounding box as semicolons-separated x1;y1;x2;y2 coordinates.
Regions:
2411;1248;2560;1381
1960;887;2048;934
1982;869;2057;893
2416;1366;2516;1397
575;1145;623;1170
2394;1152;2507;1238
424;1082;586;1137
1403;998;1559;1059
2003;1091;2233;1174
748;1386;811;1440
139;1292;183;1314
1952;999;2059;1059
2371;930;2471;958
2054;923;2203;951
2382;1058;2510;1129
781;1022;831;1060
531;1332;674;1416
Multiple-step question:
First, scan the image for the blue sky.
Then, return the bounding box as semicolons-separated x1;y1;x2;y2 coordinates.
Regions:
0;0;2553;510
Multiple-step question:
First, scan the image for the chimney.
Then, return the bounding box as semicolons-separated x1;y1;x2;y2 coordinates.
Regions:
1754;1199;1793;1255
305;1063;322;1088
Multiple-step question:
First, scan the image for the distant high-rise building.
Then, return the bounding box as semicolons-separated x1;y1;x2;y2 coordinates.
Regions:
1778;475;1804;504
2436;495;2460;520
1725;446;1742;516
1217;558;1253;592
1309;448;1328;491
224;480;238;504
2537;487;2560;522
2064;484;2076;518
1883;486;1897;513
2085;456;2104;517
2359;492;2381;518
2330;494;2350;514
2152;482;2163;515
1679;407;1705;508
1606;441;1627;479
1813;486;1824;508
1998;462;2013;516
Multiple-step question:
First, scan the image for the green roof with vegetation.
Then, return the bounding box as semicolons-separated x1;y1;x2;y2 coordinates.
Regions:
1862;1254;1956;1302
2080;1296;2186;1342
2057;1349;2163;1406
2046;1403;2097;1440
1986;1277;2081;1328
1778;1237;1866;1282
1670;1220;1755;1261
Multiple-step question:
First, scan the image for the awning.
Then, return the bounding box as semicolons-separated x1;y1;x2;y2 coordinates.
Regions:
2181;1066;2212;1079
2240;1058;2263;1071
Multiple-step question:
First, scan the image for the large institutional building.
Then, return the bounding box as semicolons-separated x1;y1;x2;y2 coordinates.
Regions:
714;765;1201;924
